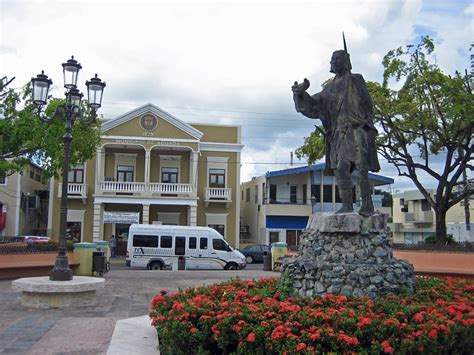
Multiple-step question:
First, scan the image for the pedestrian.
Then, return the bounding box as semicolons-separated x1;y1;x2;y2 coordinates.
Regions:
110;234;117;258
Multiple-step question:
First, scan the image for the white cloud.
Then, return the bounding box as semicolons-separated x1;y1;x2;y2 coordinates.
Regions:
1;0;470;192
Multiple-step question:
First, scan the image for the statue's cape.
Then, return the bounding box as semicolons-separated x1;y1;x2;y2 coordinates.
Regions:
319;73;380;173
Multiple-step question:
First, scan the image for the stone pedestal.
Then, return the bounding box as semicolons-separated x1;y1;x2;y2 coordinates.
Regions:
12;276;105;309
281;213;416;298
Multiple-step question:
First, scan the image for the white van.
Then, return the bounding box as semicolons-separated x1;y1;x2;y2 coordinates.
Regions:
126;224;246;270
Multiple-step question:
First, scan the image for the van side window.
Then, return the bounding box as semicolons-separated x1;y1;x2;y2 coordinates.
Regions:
213;238;228;251
133;235;158;248
189;237;197;249
175;237;185;255
160;235;172;248
200;237;208;250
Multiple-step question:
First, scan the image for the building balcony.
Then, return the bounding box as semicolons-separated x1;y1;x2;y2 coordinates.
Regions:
149;183;194;197
95;181;195;199
99;181;145;193
204;187;232;207
58;183;88;204
265;203;312;216
404;211;434;224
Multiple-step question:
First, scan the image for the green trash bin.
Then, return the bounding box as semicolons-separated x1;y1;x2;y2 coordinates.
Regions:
73;242;96;276
271;242;288;271
94;241;110;262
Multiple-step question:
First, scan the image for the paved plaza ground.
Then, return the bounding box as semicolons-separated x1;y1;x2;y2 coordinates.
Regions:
0;259;278;354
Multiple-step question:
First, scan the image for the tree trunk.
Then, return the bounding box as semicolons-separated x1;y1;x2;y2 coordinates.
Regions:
435;209;448;244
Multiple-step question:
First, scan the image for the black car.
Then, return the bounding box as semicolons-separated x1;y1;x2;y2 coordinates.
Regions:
239;244;270;264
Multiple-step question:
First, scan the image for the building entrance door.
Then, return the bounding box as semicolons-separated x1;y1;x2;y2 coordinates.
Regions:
115;224;130;256
286;230;297;249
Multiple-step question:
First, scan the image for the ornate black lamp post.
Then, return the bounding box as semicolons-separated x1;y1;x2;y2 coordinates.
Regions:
31;56;105;281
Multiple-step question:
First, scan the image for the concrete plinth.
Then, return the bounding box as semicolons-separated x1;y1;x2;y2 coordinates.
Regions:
12;276;105;309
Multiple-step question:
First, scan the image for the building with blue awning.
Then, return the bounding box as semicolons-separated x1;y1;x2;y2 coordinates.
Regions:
240;163;394;249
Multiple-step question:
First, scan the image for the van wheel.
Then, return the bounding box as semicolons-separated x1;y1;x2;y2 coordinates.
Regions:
225;263;238;270
149;262;163;270
245;255;253;264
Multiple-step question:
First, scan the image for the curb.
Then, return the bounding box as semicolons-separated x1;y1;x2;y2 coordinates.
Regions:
107;315;158;354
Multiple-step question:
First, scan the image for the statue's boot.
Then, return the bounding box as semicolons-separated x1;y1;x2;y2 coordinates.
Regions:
336;188;354;214
358;175;375;217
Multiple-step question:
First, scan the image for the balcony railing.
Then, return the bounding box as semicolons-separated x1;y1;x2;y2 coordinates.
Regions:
58;183;87;197
58;183;88;203
404;211;434;224
150;183;194;195
97;181;195;196
99;181;145;193
204;187;232;207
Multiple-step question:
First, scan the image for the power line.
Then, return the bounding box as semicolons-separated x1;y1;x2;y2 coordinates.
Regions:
101;100;298;118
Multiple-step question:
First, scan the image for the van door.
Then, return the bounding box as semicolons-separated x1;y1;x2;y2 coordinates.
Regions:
195;233;210;269
209;236;230;269
185;233;199;270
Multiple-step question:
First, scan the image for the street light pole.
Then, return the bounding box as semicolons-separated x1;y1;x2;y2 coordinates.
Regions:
31;56;105;281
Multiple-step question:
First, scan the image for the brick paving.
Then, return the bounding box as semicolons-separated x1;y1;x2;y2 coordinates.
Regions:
0;260;278;354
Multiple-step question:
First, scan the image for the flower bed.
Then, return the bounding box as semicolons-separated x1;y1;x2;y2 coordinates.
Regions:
150;277;474;354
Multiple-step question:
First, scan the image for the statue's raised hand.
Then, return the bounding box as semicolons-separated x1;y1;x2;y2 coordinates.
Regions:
292;78;310;95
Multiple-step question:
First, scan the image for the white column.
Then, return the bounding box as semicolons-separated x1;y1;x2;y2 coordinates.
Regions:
191;151;199;197
142;204;150;225
92;202;103;242
235;151;241;247
144;149;151;193
95;148;103;193
189;206;197;226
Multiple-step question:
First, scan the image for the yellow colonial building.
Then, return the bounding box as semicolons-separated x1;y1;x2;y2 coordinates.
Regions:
47;104;242;252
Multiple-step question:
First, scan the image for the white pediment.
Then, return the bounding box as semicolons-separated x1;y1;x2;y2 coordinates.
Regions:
101;103;204;140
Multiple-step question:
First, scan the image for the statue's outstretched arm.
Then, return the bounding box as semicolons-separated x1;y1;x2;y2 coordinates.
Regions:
292;79;324;120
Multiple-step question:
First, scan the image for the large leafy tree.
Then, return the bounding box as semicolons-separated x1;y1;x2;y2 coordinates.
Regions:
0;77;101;178
296;38;473;243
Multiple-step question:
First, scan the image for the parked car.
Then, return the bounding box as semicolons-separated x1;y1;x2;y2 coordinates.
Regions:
21;236;50;244
238;244;270;264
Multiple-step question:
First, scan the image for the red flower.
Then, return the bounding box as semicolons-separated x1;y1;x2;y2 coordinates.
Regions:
337;333;359;346
429;329;438;339
190;327;198;334
271;326;285;340
172;301;185;311
247;332;256;342
381;340;393;354
296;343;307;351
159;289;168;295
357;317;372;328
413;312;424;323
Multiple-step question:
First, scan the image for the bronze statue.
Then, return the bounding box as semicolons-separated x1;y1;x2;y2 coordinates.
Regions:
292;38;380;216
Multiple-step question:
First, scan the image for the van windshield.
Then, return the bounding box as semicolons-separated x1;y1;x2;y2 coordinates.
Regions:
213;238;231;251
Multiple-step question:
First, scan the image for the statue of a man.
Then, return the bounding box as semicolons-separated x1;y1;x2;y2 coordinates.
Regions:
292;48;380;216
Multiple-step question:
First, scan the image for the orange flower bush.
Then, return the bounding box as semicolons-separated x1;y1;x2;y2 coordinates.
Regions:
150;277;474;354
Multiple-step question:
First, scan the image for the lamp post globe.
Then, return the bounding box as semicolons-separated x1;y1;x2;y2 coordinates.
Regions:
62;56;82;89
31;56;105;281
86;74;106;110
31;71;52;107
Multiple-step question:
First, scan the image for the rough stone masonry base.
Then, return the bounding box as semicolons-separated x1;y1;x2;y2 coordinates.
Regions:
12;276;105;309
281;213;416;298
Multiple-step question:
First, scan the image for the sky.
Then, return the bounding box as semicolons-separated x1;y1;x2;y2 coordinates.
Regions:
1;0;473;193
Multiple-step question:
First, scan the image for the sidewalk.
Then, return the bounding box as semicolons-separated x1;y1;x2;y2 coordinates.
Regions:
0;261;279;354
